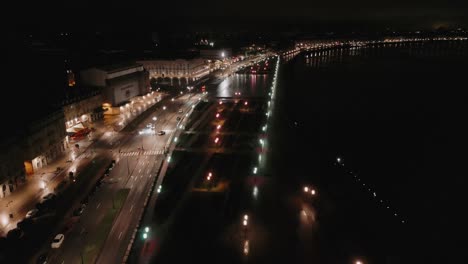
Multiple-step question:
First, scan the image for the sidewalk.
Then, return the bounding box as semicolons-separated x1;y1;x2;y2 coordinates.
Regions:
0;121;107;237
0;91;168;237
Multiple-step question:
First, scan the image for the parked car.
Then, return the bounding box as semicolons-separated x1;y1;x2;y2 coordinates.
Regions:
157;131;166;136
80;197;89;206
51;234;64;248
17;218;34;232
7;228;24;240
25;209;39;218
36;252;48;264
73;205;85;216
176;116;181;121
42;193;56;202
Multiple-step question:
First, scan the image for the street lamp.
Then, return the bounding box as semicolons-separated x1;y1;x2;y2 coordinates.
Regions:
142;226;150;240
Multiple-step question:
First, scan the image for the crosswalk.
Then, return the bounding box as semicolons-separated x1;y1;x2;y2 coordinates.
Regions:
119;149;165;156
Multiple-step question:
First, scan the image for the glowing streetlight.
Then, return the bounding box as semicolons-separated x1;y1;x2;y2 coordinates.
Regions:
253;186;258;198
243;240;249;255
1;214;9;227
304;186;309;192
40;180;46;189
214;137;219;144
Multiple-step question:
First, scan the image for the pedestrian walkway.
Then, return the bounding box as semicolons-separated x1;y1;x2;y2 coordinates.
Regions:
0;120;108;236
0;92;169;237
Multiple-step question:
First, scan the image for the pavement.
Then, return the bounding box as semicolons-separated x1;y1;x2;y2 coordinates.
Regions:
0;91;165;237
0;125;102;237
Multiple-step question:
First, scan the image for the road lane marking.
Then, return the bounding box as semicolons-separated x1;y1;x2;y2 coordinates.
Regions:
118;231;123;240
130;204;134;212
97;203;101;209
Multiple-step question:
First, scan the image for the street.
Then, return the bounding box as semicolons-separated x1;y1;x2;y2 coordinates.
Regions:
45;93;203;264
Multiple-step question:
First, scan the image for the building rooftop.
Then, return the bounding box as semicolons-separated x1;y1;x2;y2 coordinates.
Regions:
96;62;143;74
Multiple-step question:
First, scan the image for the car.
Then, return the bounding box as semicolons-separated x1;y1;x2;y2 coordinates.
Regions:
36;252;48;264
51;234;64;248
73;205;85;216
157;131;166;136
26;209;39;218
95;180;103;189
17;218;34;232
80;197;89;206
7;228;24;240
176;117;181;121
42;193;56;202
178;109;183;113
103;177;118;184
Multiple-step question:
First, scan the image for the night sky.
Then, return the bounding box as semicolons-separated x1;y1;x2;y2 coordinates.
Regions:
12;1;468;31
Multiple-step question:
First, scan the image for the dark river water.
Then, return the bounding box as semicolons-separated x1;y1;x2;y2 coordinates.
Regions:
266;40;468;263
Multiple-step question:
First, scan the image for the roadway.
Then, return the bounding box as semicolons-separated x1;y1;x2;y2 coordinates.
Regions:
45;93;202;264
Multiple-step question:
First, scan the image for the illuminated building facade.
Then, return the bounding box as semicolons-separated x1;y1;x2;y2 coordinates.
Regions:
138;58;210;82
